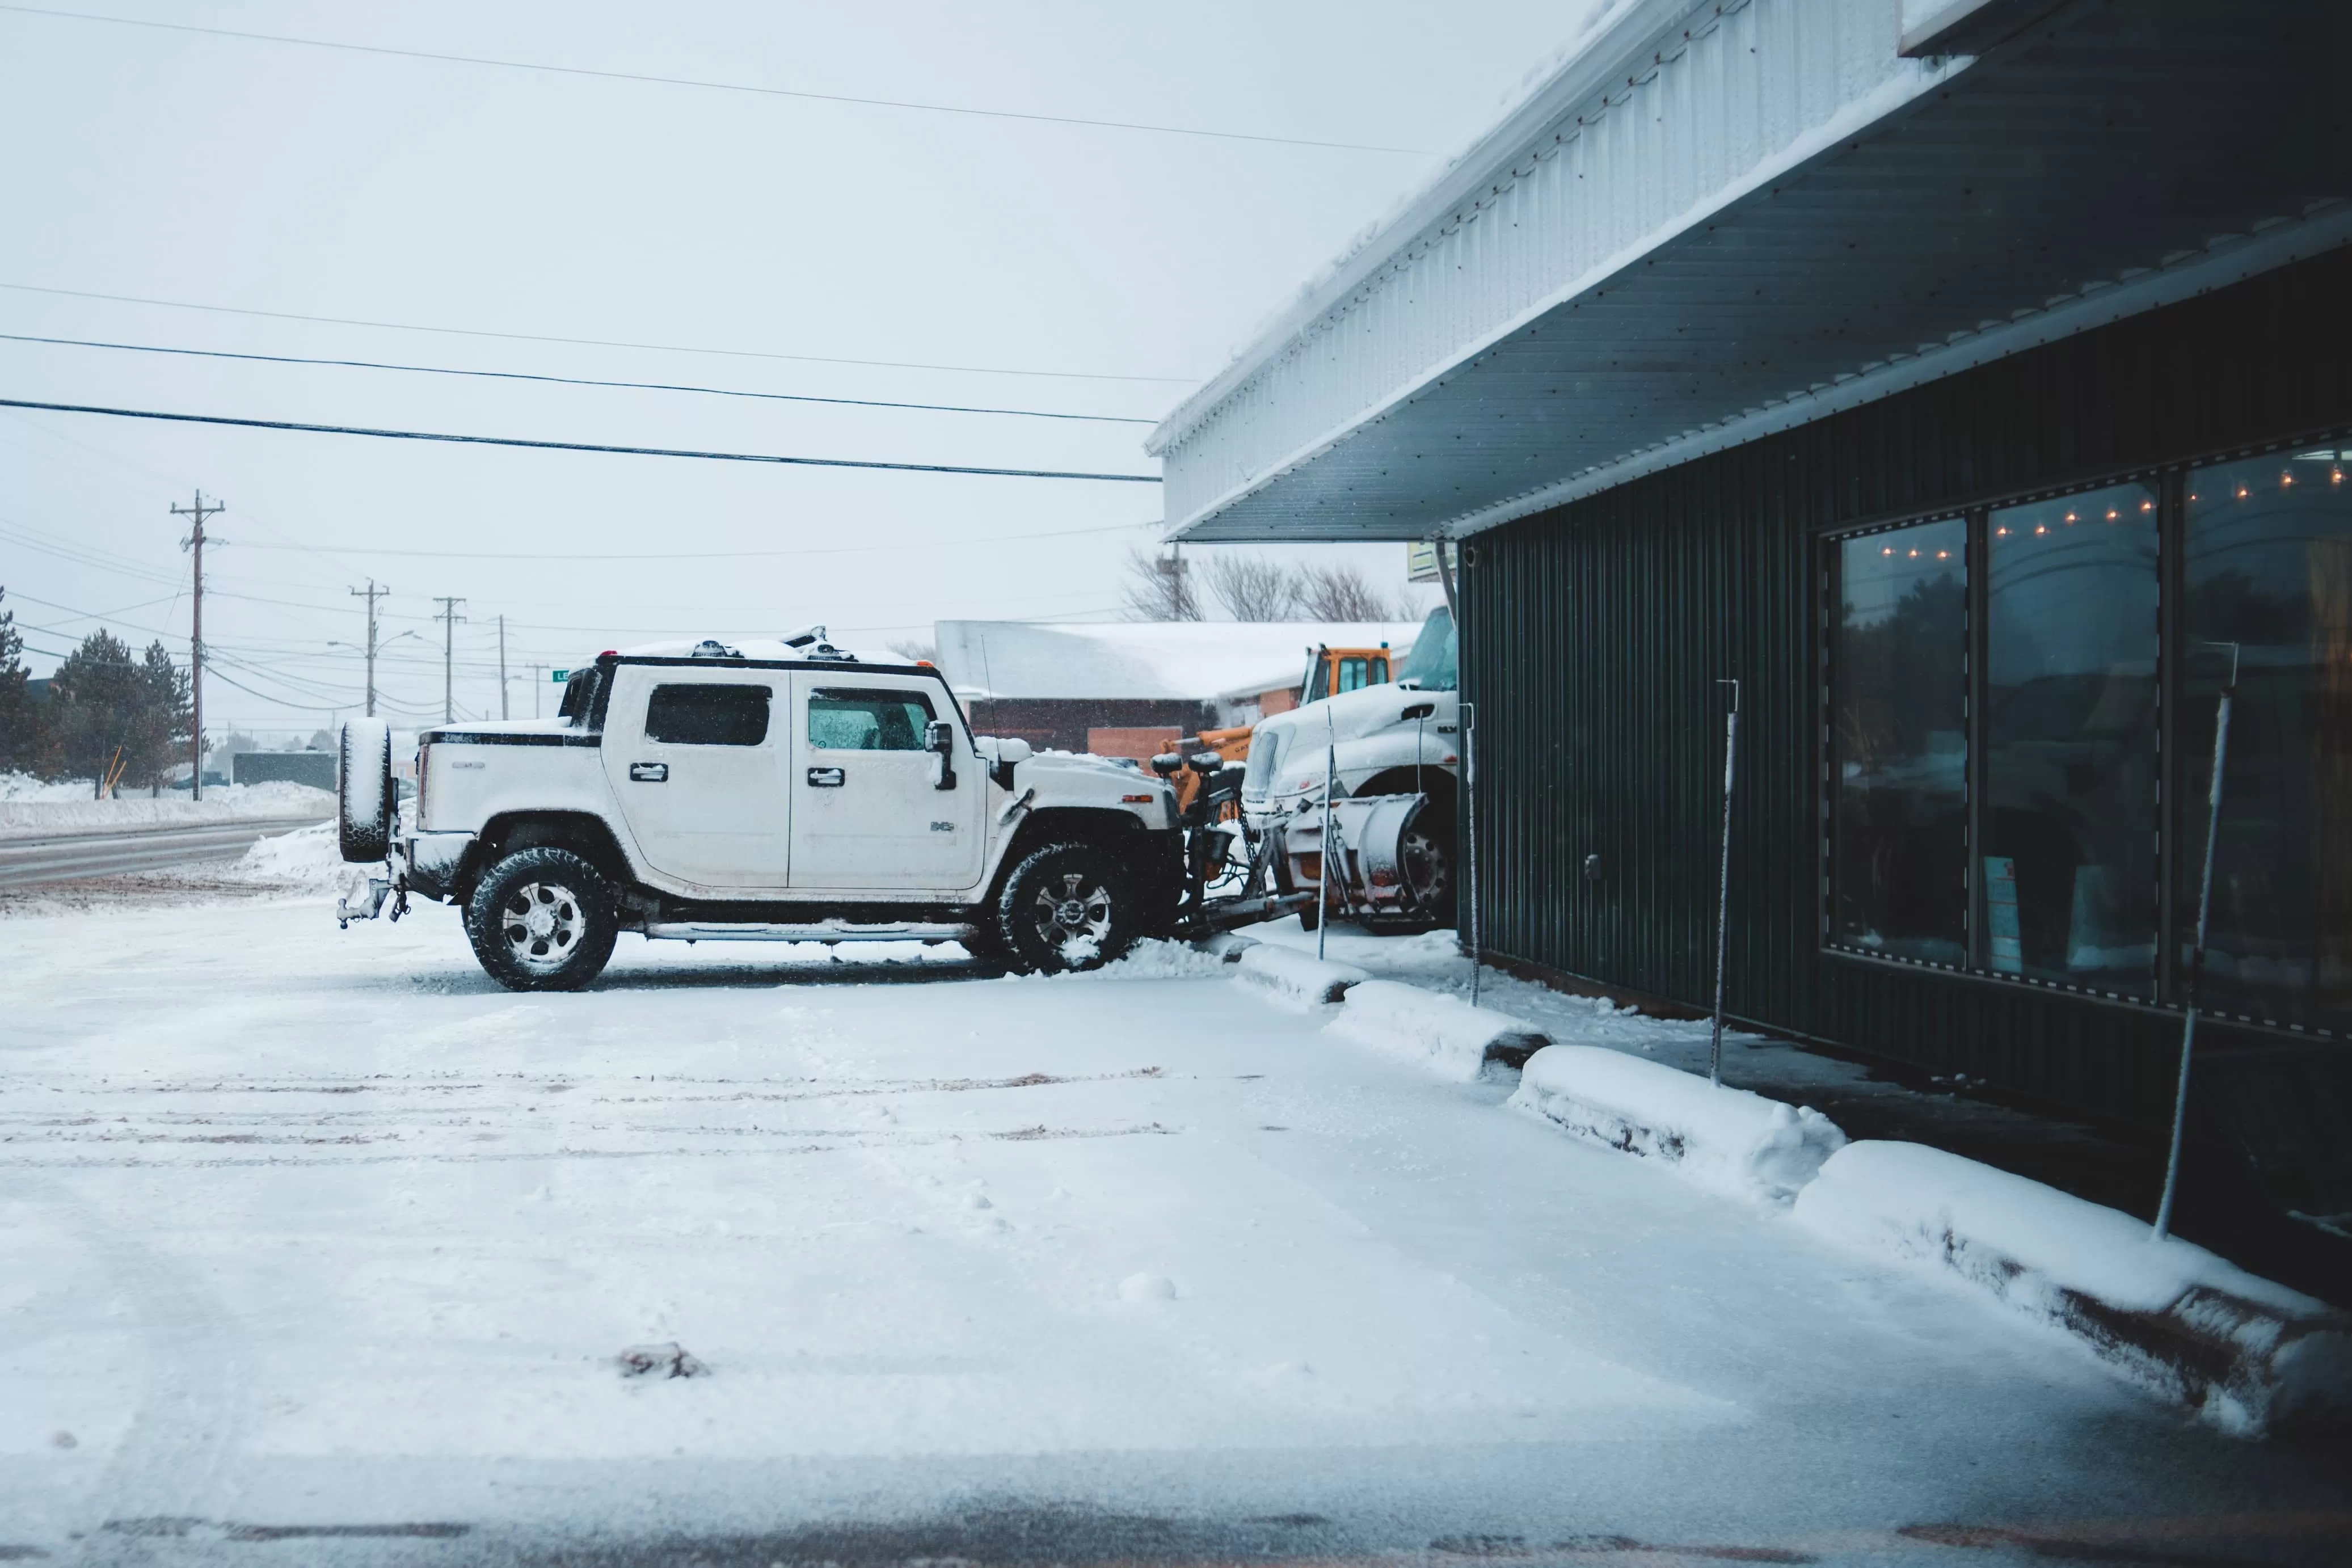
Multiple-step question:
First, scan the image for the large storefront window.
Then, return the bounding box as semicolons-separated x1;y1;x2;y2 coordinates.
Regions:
1981;482;2161;995
1825;441;2352;1032
1830;519;1967;964
2183;450;2352;1032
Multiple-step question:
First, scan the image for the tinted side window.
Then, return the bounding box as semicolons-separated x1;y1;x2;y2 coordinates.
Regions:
808;688;935;751
558;667;598;725
645;683;772;746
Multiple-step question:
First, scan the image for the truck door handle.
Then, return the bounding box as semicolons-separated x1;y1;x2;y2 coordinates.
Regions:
807;766;845;787
629;762;668;782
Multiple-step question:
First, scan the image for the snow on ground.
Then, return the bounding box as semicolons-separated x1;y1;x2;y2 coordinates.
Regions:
1252;917;2129;1158
0;779;334;838
2;894;2343;1561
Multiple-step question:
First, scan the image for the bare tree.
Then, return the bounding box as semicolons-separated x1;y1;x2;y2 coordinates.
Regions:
1296;562;1407;621
1120;546;1204;621
1204;553;1301;620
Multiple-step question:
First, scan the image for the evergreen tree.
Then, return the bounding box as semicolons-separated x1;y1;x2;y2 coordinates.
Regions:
48;629;149;796
132;640;194;789
0;585;48;776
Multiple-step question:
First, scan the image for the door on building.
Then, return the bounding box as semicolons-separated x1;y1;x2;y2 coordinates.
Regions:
601;668;791;889
789;677;984;892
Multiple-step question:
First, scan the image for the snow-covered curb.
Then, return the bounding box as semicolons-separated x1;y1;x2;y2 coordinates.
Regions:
1509;1045;1847;1207
1324;979;1548;1082
1234;943;1369;1007
1794;1141;2352;1437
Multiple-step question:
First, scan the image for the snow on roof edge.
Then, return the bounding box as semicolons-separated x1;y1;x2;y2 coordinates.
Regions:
1145;0;1698;457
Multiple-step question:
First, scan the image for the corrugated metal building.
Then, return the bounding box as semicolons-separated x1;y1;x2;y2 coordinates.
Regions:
1153;0;2351;1254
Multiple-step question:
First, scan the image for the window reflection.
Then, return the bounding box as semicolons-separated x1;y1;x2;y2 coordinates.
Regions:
1832;519;1968;963
1983;482;2161;994
2182;450;2352;1032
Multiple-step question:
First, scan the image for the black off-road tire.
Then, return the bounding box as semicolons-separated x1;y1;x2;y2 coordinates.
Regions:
993;841;1139;974
466;847;619;992
338;718;394;863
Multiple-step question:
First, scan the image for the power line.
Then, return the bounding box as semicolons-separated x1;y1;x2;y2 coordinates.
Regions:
0;396;1166;482
0;281;1196;384
236;520;1148;562
0;4;1428;156
0;331;1158;424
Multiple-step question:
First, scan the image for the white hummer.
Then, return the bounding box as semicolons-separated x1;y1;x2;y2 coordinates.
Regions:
335;630;1204;990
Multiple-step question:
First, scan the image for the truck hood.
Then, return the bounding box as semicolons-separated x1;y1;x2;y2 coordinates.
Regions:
1244;683;1459;802
1251;682;1457;751
1011;747;1152;785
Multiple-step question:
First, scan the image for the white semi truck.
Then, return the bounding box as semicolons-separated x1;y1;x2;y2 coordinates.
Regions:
1244;607;1461;932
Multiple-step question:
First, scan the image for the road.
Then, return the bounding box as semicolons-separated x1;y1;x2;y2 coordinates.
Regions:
0;815;328;888
1;892;2345;1567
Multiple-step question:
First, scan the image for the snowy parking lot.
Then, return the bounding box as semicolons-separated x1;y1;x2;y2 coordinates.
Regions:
4;877;2348;1565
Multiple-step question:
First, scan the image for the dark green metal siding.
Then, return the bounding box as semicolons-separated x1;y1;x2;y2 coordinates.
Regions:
1461;246;2352;1127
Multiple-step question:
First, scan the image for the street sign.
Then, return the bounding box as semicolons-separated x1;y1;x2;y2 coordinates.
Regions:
552;669;570;682
1405;540;1458;583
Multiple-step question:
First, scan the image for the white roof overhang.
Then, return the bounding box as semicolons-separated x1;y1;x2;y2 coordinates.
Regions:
1156;0;2352;542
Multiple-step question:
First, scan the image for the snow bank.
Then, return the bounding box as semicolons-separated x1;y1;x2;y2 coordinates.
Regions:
230;820;364;895
1511;1046;1847;1207
1048;938;1233;981
1794;1141;2352;1436
1325;979;1548;1082
1235;944;1369;1007
0;781;333;838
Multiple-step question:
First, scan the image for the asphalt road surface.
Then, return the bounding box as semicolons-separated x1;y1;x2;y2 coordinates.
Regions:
0;815;328;888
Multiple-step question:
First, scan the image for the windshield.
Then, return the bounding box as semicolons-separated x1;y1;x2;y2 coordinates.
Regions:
1397;605;1458;690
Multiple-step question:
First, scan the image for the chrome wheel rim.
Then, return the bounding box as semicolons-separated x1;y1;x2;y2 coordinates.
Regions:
499;880;584;972
1031;870;1113;955
1400;828;1451;912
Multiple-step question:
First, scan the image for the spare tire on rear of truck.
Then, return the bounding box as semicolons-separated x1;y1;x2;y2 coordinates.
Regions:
339;718;394;863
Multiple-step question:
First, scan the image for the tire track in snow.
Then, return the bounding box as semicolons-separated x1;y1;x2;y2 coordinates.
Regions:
10;1178;255;1568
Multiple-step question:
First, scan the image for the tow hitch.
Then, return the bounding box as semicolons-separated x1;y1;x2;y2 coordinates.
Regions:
337;868;409;928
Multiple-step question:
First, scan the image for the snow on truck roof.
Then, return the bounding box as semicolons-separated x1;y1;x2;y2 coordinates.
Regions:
933;620;1421;703
613;635;903;665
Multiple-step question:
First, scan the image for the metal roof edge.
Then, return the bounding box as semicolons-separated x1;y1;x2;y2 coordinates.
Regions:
1144;0;1715;458
1164;55;1961;543
1440;203;2352;539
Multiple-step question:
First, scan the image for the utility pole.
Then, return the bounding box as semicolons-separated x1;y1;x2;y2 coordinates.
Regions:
529;664;545;720
349;580;389;717
498;614;509;720
432;596;466;723
171;490;225;800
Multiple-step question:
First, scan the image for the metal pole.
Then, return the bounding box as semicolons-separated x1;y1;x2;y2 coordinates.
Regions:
1317;716;1335;963
498;614;509;720
171;490;224;800
1709;680;1741;1086
350;580;386;717
2155;643;2239;1241
1465;700;1481;1009
189;511;202;800
432;596;466;723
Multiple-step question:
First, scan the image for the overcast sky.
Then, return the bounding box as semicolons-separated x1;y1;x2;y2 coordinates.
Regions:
1;0;1599;735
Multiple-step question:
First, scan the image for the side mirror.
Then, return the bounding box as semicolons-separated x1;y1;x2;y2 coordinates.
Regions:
1401;702;1436;721
981;735;1031;790
926;719;958;791
1149;753;1185;778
